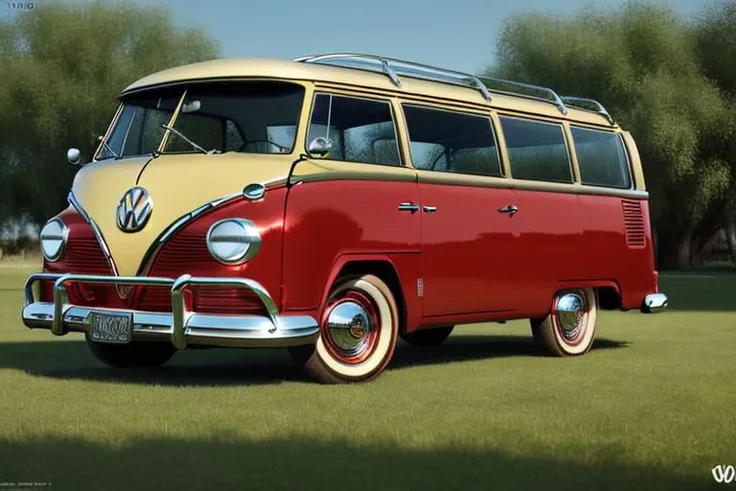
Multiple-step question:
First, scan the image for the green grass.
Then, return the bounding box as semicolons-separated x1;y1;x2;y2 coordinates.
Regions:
0;267;734;490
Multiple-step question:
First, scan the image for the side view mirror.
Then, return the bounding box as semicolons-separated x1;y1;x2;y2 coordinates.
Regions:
306;137;332;158
181;100;201;113
67;148;81;165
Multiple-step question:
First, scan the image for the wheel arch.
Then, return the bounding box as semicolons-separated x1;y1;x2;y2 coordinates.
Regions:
320;255;407;335
552;279;622;311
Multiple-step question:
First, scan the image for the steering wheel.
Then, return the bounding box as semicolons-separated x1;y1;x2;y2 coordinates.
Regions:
238;140;291;153
428;148;452;171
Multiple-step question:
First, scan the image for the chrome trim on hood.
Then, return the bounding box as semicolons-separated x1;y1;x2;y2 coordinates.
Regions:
135;176;288;276
67;191;120;276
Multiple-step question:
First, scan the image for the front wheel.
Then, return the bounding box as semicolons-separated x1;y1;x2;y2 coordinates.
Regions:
86;336;178;368
530;287;598;357
289;274;399;384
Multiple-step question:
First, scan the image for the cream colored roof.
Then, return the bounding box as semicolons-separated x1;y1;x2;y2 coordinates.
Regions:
122;57;615;127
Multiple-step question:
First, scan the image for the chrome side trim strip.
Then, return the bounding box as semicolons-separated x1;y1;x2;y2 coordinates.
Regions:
67;192;120;276
22;273;320;348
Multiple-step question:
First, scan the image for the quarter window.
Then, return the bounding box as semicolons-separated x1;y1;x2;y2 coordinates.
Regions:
571;127;631;188
499;116;572;183
402;105;501;177
307;94;401;166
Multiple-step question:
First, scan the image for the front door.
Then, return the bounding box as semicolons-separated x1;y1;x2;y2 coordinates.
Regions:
399;103;521;317
418;175;521;316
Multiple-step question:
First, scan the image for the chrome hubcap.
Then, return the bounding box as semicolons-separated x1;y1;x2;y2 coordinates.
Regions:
326;300;373;358
555;292;586;342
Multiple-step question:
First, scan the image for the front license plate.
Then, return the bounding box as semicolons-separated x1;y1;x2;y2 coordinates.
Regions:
90;312;133;344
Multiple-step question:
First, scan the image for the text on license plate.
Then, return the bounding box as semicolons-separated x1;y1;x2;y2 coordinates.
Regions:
90;312;133;344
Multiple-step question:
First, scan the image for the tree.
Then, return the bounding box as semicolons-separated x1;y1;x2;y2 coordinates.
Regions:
490;1;736;268
693;0;736;263
0;1;220;228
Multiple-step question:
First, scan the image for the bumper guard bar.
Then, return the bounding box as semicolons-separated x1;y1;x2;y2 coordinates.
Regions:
22;273;320;349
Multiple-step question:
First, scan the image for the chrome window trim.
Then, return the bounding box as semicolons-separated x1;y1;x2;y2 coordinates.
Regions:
67;192;120;276
304;91;405;167
400;102;504;178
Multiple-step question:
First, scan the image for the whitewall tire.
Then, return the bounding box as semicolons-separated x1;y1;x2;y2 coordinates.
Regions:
531;287;598;357
289;274;399;384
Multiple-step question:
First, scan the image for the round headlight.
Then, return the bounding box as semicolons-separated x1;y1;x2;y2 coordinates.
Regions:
206;219;261;265
40;219;68;262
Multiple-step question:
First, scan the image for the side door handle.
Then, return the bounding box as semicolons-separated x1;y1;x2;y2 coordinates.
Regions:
398;202;420;213
423;206;437;213
497;204;519;216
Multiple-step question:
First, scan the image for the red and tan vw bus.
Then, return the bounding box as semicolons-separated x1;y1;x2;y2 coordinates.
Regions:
22;53;668;383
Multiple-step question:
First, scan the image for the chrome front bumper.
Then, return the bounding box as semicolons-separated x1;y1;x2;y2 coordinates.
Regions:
22;273;320;349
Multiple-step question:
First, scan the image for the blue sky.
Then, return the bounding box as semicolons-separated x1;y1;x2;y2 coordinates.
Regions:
3;0;706;73
150;0;704;73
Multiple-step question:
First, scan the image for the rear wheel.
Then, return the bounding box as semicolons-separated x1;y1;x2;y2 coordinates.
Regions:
531;288;598;357
289;274;399;384
86;336;177;368
400;326;454;347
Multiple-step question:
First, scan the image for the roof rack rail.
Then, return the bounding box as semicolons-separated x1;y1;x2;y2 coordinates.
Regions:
295;52;492;101
559;96;615;124
476;75;568;116
295;52;579;117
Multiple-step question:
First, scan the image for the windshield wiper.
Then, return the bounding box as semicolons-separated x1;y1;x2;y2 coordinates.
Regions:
161;124;216;155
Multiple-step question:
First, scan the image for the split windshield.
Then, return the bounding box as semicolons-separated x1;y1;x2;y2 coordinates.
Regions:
97;81;305;159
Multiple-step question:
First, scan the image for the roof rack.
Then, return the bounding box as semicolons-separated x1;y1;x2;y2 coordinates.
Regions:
559;96;615;124
294;53;492;101
294;53;615;125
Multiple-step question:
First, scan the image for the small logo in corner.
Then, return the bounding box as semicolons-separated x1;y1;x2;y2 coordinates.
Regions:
116;186;153;233
713;465;736;484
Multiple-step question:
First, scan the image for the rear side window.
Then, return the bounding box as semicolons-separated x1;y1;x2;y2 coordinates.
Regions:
307;94;401;166
500;116;572;183
402;105;501;177
571;127;631;188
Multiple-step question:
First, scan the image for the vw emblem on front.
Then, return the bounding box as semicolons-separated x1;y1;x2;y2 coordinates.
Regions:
116;186;153;233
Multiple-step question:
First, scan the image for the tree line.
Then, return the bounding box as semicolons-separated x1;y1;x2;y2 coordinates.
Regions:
1;0;734;269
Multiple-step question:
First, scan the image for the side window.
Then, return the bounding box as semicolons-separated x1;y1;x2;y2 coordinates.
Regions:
307;94;401;166
571;127;631;189
499;116;572;183
402;105;501;177
408;141;448;171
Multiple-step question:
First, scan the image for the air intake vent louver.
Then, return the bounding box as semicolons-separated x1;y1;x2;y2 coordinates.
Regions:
622;199;646;248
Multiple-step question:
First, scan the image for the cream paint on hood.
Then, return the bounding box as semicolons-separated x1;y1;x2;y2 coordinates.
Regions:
72;153;294;276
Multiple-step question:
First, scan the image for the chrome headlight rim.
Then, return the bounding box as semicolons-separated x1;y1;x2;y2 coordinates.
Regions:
205;218;261;265
40;218;69;263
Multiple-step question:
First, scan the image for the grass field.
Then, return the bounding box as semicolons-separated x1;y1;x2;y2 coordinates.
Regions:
0;266;734;490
